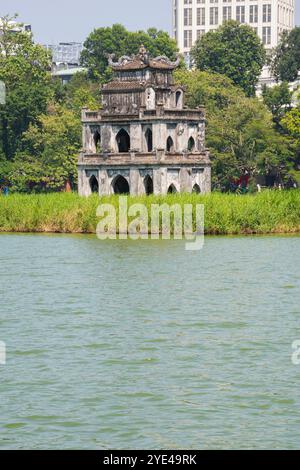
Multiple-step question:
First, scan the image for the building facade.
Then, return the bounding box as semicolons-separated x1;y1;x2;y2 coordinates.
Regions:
44;42;83;65
78;46;211;196
0;18;32;35
173;0;295;64
43;42;86;85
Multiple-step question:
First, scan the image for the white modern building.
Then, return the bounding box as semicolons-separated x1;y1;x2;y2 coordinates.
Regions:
0;18;32;35
44;42;83;66
173;0;295;64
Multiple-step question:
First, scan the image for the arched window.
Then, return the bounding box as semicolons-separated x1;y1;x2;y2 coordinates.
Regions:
176;90;182;108
116;129;130;153
89;175;99;194
94;131;101;153
192;183;201;194
112;175;130;194
166;136;174;152
188;137;195;152
145;128;153;152
167;184;177;194
144;175;154;195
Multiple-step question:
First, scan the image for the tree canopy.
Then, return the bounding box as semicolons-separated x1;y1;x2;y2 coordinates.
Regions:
261;82;293;128
80;24;178;80
191;21;266;97
175;69;294;189
0;16;52;160
271;27;300;82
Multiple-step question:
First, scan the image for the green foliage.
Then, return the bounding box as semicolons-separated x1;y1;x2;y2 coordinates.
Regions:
175;69;294;188
62;72;100;115
0;16;53;159
10;106;81;192
0;191;300;235
208;96;293;184
174;69;244;113
281;107;300;139
271;28;300;82
191;21;266;97
262;82;293;125
281;107;300;175
81;24;178;80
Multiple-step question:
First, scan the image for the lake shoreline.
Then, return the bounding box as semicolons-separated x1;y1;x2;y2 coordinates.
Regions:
0;191;300;236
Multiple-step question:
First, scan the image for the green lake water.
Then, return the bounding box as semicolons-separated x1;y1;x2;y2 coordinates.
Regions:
0;233;300;449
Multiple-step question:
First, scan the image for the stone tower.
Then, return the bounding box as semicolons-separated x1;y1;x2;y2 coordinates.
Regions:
78;46;211;196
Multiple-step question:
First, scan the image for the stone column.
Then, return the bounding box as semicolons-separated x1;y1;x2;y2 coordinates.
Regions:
101;125;113;153
180;168;192;193
176;123;188;153
78;169;92;197
130;123;142;152
99;169;110;196
130;168;140;195
153;121;167;151
202;167;211;194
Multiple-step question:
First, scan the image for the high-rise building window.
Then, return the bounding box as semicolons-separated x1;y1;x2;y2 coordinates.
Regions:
210;7;218;25
184;8;193;26
223;6;232;22
197;8;205;26
197;29;205;40
184;30;193;48
263;4;272;23
250;5;258;23
236;6;245;24
262;26;271;45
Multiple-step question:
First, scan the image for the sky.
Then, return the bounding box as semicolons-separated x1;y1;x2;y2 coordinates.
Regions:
0;0;173;44
0;0;299;44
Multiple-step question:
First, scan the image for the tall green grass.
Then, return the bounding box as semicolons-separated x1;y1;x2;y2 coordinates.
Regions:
0;191;300;235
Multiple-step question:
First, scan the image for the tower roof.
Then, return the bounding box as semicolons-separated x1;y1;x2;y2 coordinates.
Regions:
107;45;180;71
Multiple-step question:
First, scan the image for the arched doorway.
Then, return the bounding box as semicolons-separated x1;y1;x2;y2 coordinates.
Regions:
112;175;130;194
116;129;130;153
145;128;153;152
144;175;153;195
166;136;174;152
167;184;177;194
192;183;201;194
94;131;101;153
89;175;99;193
188;137;195;152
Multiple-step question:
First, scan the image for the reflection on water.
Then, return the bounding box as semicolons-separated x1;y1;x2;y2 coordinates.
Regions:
0;234;300;449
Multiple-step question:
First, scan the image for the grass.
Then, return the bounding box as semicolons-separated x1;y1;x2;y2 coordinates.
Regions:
0;191;300;235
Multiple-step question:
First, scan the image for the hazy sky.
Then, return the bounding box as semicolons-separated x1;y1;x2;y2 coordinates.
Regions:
0;0;299;44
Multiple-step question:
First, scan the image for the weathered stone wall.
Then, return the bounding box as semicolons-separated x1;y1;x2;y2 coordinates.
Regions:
78;163;211;197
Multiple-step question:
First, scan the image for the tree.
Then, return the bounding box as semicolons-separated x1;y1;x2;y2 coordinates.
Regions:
174;69;244;114
0;16;52;159
175;69;293;188
11;106;81;192
281;108;300;140
280;108;300;185
271;28;300;82
262;82;293;127
66;73;99;113
208;96;293;187
191;21;266;97
81;24;178;80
